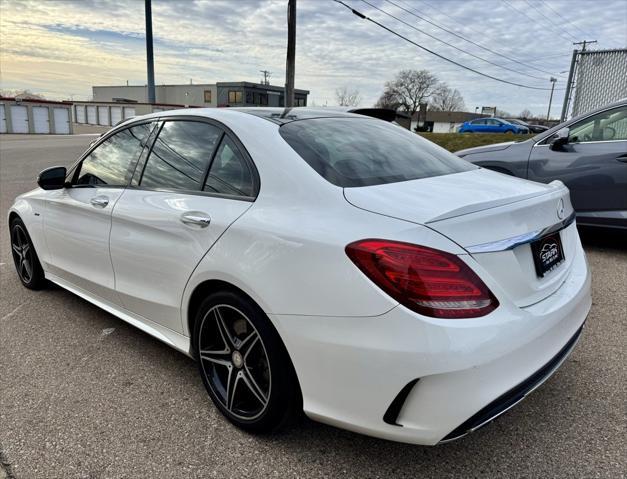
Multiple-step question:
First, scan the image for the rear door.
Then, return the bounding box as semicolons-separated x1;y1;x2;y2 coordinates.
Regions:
43;122;155;303
527;105;627;215
109;119;258;332
471;119;487;132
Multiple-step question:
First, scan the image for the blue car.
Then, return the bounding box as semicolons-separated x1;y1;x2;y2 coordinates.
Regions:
459;117;529;134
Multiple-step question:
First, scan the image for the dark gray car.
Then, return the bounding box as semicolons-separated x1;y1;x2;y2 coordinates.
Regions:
456;101;627;229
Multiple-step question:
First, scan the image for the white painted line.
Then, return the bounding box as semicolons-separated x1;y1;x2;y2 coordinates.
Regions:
1;303;24;322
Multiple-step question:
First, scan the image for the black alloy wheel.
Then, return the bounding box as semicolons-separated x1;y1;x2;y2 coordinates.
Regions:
10;218;46;289
194;291;301;432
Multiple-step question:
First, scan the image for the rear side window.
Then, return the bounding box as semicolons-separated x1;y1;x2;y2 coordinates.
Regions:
280;118;476;187
203;136;256;197
75;123;153;186
140;120;221;190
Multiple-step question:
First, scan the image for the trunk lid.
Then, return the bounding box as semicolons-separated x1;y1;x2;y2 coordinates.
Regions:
344;169;577;307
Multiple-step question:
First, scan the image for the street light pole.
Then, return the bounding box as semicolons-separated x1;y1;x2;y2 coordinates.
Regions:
285;0;296;108
546;77;557;120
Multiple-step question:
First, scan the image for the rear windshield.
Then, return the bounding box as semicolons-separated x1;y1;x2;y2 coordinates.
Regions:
279;117;476;187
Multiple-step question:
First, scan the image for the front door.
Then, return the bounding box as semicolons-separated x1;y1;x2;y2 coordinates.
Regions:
110;119;258;332
527;105;627;216
43;122;154;302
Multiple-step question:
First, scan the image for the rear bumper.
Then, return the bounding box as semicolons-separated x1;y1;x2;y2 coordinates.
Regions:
439;322;584;443
270;240;591;445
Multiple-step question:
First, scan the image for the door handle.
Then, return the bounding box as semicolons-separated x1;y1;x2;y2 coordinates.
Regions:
616;154;627;163
90;196;109;208
180;212;211;227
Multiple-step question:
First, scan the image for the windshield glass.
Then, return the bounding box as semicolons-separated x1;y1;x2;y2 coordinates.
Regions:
280;118;476;187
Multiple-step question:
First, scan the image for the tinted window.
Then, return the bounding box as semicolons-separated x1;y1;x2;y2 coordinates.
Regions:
569;106;627;143
203;136;255;197
280;118;476;187
76;123;152;186
141;121;221;190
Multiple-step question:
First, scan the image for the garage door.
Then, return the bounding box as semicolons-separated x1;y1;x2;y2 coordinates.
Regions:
0;105;6;133
123;107;136;119
53;108;70;134
10;105;29;133
110;106;122;125
75;105;86;123
86;105;97;124
98;106;109;126
33;106;50;134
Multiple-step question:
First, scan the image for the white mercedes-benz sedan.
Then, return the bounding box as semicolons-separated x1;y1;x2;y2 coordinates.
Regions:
8;108;591;445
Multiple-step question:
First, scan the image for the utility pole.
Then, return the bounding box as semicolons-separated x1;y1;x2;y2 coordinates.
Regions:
546;77;557;120
560;40;596;121
260;70;271;85
574;40;597;52
145;0;156;104
285;0;296;108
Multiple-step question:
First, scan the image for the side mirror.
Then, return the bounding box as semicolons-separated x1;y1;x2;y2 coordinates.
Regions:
549;127;570;151
37;166;67;190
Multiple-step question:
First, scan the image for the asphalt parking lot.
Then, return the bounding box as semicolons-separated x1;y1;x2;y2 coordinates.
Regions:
1;134;625;479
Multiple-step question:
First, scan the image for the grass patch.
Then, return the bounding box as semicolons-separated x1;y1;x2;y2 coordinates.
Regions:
418;132;534;153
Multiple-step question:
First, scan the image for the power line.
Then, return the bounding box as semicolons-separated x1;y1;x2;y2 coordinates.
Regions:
384;0;566;78
504;0;574;44
333;1;562;91
411;0;574;72
523;0;579;42
362;0;547;81
540;0;590;38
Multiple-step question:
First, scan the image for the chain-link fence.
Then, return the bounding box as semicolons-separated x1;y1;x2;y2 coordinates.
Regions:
570;48;627;117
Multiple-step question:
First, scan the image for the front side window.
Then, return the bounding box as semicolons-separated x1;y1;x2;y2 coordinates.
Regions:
204;136;256;197
75;123;153;186
140;121;221;190
280;118;476;187
569;106;627;143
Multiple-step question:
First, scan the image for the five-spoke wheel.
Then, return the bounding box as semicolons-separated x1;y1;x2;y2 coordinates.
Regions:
10;218;45;289
194;290;301;432
198;304;271;420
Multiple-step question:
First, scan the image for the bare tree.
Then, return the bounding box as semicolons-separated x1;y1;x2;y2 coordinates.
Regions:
375;89;401;110
495;108;511;118
519;108;532;119
430;84;466;112
335;86;361;107
0;89;46;100
377;70;440;116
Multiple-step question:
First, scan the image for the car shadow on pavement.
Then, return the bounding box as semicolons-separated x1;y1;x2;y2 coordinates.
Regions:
577;226;627;251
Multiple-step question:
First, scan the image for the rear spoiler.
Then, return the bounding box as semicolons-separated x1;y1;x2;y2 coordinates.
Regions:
347;108;397;122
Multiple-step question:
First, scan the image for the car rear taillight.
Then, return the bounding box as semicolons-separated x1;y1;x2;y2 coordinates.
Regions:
346;239;498;319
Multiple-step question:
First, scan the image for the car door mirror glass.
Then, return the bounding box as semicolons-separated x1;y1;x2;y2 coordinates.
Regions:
549;127;570;151
37;166;67;190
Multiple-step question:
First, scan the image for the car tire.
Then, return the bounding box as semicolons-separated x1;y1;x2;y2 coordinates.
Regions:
10;217;47;290
194;290;302;433
505;129;514;134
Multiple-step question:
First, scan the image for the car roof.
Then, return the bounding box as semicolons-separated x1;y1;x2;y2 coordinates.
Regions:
125;107;378;128
230;107;373;124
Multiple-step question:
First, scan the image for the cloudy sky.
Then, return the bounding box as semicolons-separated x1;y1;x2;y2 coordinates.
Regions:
1;0;625;117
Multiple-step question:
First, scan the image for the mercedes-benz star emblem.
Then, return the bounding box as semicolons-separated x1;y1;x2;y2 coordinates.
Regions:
557;198;565;219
